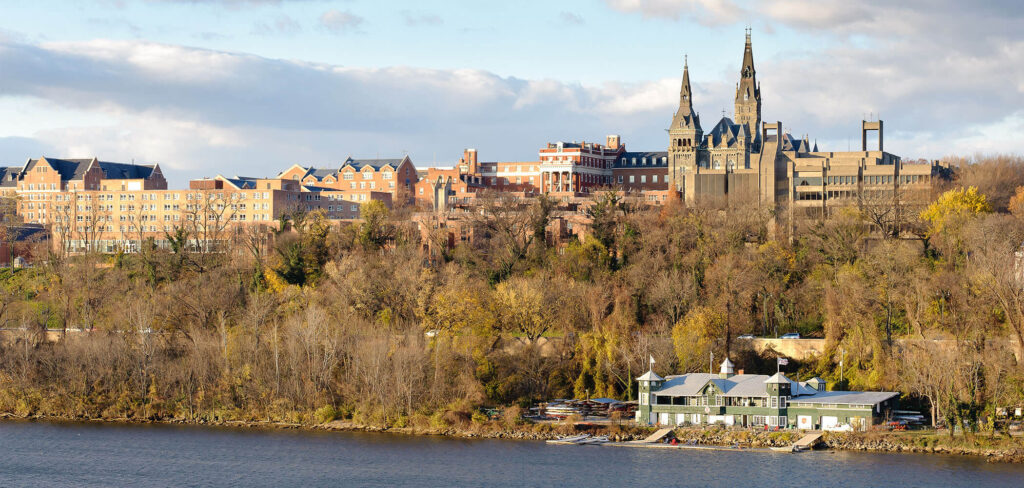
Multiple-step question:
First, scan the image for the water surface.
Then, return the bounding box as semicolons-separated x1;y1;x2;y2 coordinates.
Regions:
0;421;1020;487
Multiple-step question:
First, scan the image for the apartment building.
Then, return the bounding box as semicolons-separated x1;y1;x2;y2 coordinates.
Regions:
2;157;393;254
278;156;418;205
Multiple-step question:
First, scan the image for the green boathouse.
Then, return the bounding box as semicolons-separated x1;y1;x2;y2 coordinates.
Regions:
637;359;899;430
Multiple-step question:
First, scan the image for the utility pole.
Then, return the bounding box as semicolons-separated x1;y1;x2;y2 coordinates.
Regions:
840;348;845;384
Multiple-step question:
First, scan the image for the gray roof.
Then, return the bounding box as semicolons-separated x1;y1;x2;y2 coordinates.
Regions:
615;151;668;168
341;157;406;171
30;157;94;180
637;370;665;382
28;157;157;181
788;390;899;406
652;371;895;405
98;161;158;180
0;167;22;187
706;117;751;148
780;133;812;153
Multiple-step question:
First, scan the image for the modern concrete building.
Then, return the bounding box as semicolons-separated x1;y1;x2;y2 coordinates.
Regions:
637;359;899;430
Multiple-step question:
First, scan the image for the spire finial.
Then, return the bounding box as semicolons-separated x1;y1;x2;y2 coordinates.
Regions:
684;54;688;68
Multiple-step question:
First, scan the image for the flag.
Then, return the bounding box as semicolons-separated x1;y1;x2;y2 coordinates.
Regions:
649;355;656;365
777;357;789;366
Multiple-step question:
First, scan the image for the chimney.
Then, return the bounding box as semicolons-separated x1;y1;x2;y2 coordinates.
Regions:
606;135;621;150
464;149;478;173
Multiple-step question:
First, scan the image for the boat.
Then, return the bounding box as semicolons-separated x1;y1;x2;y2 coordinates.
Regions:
546;434;590;445
577;435;609;445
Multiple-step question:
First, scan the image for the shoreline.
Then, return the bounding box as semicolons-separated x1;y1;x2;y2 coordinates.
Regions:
3;412;1023;462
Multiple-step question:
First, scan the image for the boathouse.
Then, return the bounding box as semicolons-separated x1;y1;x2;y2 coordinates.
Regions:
637;359;898;430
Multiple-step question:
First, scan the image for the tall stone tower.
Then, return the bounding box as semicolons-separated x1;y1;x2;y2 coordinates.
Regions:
668;56;703;192
734;28;761;148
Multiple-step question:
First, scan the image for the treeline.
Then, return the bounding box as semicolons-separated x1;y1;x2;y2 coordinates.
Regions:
1;155;1024;433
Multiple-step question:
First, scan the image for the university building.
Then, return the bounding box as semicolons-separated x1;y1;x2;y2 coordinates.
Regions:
636;359;899;430
665;30;940;214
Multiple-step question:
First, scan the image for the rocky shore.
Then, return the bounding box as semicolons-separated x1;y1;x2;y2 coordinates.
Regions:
3;412;1022;462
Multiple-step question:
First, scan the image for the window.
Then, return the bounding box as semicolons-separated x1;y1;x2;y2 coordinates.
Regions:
641;175;647;183
770;397;778;408
343;172;354;180
629;175;635;183
362;172;373;180
780;397;787;409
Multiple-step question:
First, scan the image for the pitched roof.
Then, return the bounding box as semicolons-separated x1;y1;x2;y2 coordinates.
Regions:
0;167;22;187
32;157;94;181
652;371;893;404
98;161;158;180
636;370;665;382
764;372;789;384
30;157;157;181
341;157;406;171
789;390;899;405
706;117;750;148
615;151;668;168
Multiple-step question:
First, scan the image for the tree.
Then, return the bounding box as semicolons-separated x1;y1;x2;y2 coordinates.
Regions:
920;186;992;237
672;306;725;374
358;200;392;250
492;275;557;343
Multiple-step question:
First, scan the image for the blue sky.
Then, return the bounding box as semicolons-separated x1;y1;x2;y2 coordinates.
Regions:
1;0;1023;185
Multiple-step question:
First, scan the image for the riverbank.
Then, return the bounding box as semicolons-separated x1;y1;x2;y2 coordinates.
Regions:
4;411;1024;462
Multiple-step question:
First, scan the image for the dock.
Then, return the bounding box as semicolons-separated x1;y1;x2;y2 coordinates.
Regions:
793;432;823;449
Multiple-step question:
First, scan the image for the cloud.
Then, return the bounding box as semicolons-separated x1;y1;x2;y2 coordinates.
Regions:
0;38;678;182
603;0;1024;158
319;9;364;34
605;0;746;26
559;11;585;25
401;11;443;27
252;14;302;36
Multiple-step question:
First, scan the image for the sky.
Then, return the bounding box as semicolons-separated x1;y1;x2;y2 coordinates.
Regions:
1;0;1023;185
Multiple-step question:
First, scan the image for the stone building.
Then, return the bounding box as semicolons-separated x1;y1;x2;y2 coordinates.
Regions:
666;31;941;214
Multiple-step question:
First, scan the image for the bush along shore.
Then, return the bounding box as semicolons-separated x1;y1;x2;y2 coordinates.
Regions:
3;410;1023;462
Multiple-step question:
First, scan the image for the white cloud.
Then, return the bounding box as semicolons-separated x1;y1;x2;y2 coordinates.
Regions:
401;11;443;27
319;9;364;35
0;38;677;182
605;0;1024;156
605;0;747;26
252;14;302;36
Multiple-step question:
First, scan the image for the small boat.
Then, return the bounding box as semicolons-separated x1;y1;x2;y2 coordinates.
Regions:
770;445;808;453
577;435;609;445
546;434;590;445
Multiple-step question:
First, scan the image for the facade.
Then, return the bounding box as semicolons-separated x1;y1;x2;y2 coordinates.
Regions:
637;359;899;430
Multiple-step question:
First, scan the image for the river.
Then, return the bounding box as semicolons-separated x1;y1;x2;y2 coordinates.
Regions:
1;421;1021;487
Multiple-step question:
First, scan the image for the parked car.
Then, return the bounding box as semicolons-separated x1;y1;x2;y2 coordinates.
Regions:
780;332;800;339
737;334;755;339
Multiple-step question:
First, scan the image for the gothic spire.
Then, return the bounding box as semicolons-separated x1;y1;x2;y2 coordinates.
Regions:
673;55;700;130
736;28;758;102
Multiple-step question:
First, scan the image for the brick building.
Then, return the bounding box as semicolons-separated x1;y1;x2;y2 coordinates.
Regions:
278;156;418;205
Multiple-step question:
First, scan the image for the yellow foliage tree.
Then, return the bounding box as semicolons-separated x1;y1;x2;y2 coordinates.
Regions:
672;306;726;373
1009;186;1024;218
919;186;992;237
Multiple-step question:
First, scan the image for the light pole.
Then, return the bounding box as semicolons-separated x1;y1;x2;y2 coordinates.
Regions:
839;348;845;385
